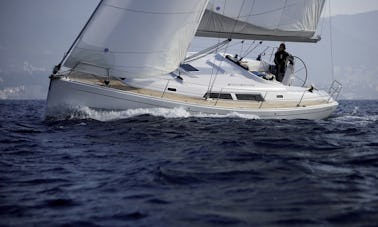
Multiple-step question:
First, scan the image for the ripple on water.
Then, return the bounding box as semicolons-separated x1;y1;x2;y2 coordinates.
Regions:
0;100;377;226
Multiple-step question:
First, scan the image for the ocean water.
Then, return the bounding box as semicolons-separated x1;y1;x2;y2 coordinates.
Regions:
0;100;377;226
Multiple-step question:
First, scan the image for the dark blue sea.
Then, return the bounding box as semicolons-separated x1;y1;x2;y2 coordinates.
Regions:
1;100;377;226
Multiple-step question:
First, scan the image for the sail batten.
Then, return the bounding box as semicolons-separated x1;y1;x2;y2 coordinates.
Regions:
196;0;325;42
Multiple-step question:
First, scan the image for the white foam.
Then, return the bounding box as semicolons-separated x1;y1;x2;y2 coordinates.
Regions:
330;104;377;125
332;114;378;126
68;106;260;122
0;86;25;99
352;106;359;115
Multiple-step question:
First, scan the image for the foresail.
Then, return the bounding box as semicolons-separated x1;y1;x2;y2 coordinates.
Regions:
196;0;325;42
64;0;208;78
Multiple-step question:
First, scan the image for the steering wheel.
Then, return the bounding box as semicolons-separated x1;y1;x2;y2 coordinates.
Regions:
291;56;308;87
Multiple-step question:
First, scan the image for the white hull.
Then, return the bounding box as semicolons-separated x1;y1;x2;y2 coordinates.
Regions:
46;78;338;120
46;53;340;120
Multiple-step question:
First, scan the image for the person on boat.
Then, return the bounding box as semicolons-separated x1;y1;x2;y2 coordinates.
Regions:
274;43;293;82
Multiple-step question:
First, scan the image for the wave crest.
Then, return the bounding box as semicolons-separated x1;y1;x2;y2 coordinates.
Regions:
51;106;260;122
332;114;377;126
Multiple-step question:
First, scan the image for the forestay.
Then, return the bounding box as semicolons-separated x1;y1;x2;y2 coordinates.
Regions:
64;0;208;78
196;0;325;42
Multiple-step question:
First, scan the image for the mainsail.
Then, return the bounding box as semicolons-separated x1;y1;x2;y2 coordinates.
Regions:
63;0;208;78
196;0;325;42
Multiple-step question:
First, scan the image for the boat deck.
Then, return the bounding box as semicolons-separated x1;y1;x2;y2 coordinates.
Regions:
66;71;329;109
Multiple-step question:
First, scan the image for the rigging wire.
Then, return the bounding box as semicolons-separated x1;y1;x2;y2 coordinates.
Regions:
207;0;248;97
240;0;257;58
239;40;245;56
328;0;335;81
241;40;256;57
206;0;228;96
52;0;104;75
241;41;263;59
184;39;231;63
269;46;276;62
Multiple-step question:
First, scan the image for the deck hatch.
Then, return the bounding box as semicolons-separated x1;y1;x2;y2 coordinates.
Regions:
180;64;199;72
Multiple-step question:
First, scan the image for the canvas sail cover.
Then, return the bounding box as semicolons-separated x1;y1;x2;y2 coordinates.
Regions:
196;0;325;42
64;0;208;78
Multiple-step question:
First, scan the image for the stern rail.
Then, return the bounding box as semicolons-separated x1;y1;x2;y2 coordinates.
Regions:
327;80;342;102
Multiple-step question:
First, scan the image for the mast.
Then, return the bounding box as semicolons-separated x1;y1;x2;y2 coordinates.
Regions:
52;0;103;75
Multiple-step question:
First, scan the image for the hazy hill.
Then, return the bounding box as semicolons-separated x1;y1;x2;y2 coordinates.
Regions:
313;11;378;99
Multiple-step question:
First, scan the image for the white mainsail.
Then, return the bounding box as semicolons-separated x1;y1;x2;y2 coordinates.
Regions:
64;0;208;78
196;0;325;42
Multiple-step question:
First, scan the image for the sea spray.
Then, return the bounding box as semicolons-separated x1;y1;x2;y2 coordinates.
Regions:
52;106;261;122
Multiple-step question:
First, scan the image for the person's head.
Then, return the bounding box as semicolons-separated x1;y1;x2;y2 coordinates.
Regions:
279;43;286;51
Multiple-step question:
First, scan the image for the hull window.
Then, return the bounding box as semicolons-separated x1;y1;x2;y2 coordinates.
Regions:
235;94;264;101
204;92;233;100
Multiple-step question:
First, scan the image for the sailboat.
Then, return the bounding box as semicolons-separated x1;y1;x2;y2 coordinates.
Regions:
46;0;342;120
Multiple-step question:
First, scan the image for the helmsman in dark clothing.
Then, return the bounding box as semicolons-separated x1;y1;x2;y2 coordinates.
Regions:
274;43;293;82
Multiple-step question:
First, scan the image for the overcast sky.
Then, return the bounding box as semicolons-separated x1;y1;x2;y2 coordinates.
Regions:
329;0;378;15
